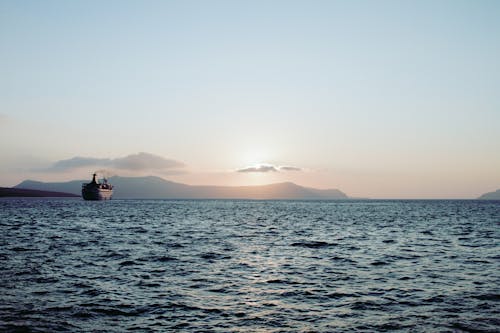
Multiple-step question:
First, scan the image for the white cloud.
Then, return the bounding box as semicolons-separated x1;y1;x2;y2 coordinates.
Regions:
237;164;278;173
237;164;302;173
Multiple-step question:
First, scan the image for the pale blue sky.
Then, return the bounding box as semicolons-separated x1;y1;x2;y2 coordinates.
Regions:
1;0;499;198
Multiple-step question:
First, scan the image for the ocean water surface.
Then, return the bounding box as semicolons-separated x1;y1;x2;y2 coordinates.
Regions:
0;199;499;332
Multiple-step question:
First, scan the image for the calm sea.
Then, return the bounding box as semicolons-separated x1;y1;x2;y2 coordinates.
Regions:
0;199;498;332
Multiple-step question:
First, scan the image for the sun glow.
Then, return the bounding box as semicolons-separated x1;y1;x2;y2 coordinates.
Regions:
240;150;272;168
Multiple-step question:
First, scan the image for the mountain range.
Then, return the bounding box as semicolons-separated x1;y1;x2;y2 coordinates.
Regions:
0;187;79;198
14;176;349;200
477;189;500;200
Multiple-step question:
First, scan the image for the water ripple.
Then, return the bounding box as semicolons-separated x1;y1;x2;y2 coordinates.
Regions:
0;198;499;332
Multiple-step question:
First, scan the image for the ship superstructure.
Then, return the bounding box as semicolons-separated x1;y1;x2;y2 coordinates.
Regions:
82;173;113;200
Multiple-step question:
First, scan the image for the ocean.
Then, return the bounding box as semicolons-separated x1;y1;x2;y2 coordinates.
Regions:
0;198;498;332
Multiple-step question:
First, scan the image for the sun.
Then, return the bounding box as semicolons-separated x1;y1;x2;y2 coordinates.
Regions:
240;149;271;167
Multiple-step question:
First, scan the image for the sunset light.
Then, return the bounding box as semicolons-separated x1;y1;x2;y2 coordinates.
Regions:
1;1;499;332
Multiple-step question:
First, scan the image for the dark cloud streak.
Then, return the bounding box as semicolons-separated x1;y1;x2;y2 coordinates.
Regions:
113;152;184;170
41;152;185;173
279;166;302;171
50;157;112;171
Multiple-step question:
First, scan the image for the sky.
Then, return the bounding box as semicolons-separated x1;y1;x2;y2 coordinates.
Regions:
1;0;499;199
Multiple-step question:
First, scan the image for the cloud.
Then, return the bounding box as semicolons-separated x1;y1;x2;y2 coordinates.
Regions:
279;166;302;171
50;157;112;171
113;152;184;170
237;165;278;173
237;164;302;173
42;152;185;173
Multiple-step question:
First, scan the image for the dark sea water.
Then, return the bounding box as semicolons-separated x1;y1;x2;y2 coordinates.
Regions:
0;199;499;332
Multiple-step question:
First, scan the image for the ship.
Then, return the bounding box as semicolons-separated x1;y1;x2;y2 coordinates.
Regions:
82;173;113;200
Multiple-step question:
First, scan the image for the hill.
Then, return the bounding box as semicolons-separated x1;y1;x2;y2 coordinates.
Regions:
15;176;349;200
0;187;79;198
478;189;500;200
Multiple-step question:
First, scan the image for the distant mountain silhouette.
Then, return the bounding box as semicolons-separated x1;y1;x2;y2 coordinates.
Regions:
15;176;349;200
0;187;79;198
478;189;500;200
16;179;85;195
